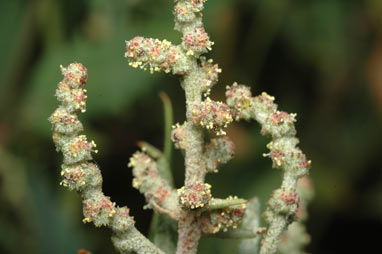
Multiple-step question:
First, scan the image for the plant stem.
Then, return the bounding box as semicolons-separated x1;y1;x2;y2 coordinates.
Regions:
260;215;288;254
176;61;206;254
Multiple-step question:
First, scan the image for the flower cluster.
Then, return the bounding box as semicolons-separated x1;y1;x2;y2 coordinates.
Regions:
60;163;102;191
55;78;88;113
190;98;233;135
182;28;213;55
50;108;83;134
264;188;300;224
60;135;97;164
61;63;88;88
49;64;92;155
250;92;277;123
226;83;254;121
178;182;212;210
83;194;116;227
125;36;191;75
266;138;310;177
203;137;235;173
263;111;297;138
173;0;207;31
226;84;311;176
111;207;135;233
200;57;221;94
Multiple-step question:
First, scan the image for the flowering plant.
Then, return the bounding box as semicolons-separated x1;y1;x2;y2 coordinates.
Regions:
49;1;312;253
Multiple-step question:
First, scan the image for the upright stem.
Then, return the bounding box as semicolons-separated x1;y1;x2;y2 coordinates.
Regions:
176;212;202;254
259;215;288;254
176;63;206;254
183;64;206;184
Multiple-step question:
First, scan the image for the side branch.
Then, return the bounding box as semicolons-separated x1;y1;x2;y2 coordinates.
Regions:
49;63;164;254
129;151;181;220
226;83;311;254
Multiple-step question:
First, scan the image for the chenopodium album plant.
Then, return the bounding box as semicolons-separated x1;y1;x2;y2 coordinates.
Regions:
49;1;313;254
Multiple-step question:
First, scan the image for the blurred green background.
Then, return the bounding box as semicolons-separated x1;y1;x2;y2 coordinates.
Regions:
0;0;381;253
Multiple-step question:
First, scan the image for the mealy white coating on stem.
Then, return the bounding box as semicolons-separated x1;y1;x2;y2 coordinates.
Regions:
183;64;206;185
175;1;213;253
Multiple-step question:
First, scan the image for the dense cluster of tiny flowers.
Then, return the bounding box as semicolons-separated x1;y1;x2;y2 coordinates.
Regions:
50;108;83;134
225;83;254;120
125;36;191;75
111;207;135;233
203;137;235;173
260;110;297;139
178;182;212;210
173;0;206;31
182;28;213;55
83;194;116;227
225;83;311;176
55;80;88;113
61;63;88;88
264;188;300;224
200;57;221;94
266;139;310;177
49;64;91;153
60;163;102;191
61;135;97;164
173;3;195;23
250;92;277;123
200;198;246;234
190;98;233;135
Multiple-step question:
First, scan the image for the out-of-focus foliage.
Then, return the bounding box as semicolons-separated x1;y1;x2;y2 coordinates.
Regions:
0;0;380;253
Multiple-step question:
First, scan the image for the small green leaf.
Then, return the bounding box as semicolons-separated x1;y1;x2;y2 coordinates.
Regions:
159;92;173;165
208;198;247;210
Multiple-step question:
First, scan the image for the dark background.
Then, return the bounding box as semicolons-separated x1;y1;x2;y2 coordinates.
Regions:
0;0;381;253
